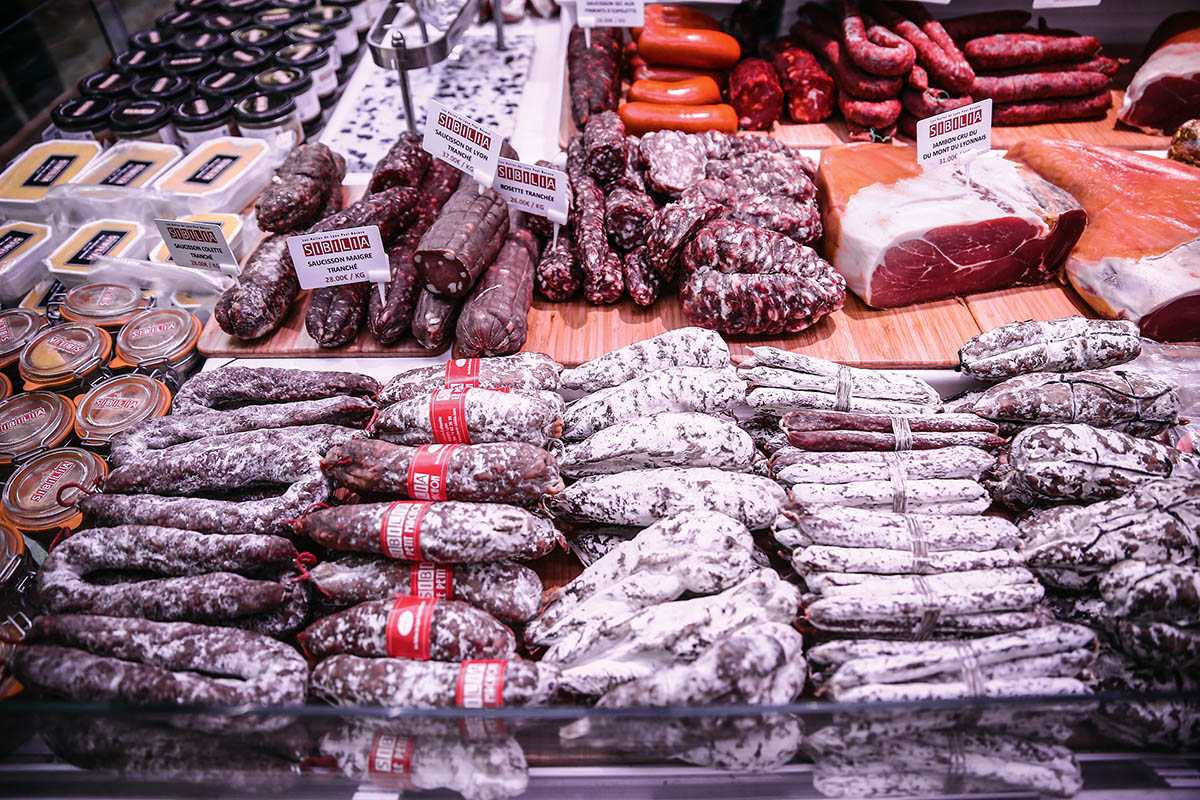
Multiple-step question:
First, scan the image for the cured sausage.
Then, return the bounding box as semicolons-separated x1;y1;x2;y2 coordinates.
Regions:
411;289;461;350
637;25;741;70
373;386;564;446
414;181;510;297
11;614;309;706
940;10;1031;42
321;439;565;504
255;143;346;233
582;110;629;185
622;246;661;306
618;102;739;136
646;194;723;279
838;94;902;127
296;501;558;563
633;4;722;40
172;367;378;415
605;187;657;251
561;326;731;391
970;71;1111;103
789;21;904;101
214;235;297;341
964;33;1102;70
371;161;462;344
572;172;624;303
900;87;972;119
297;597;516;661
683;269;845;334
993;90;1113;124
728;58;784;130
568;25;621;128
310;555;543;623
839;0;915;76
378;352;562;404
632;63;727;86
959;316;1142;380
535;226;581;302
311;656;558;708
454;227;538;357
369;132;432;193
780;408;1003;451
774;47;837;123
628;77;722;105
865;0;974;94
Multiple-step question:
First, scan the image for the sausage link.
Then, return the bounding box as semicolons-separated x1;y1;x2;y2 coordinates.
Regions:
618;102;739;136
993;90;1112;125
865;0;974;93
637;26;741;70
790;21;903;100
840;0;915;76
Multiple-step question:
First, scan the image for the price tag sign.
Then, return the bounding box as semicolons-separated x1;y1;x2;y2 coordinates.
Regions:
423;100;502;188
1033;0;1100;8
287;224;389;290
153;219;239;276
916;99;992;171
493;157;570;225
578;0;644;27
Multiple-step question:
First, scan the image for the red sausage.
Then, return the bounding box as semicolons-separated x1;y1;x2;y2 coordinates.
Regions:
970;71;1111;104
838;93;902;128
866;0;975;94
940;11;1032;41
907;63;929;91
839;0;915;77
774;47;837;123
729;58;785;130
790;21;903;100
977;55;1124;79
628;76;723;105
633;63;727;86
992;90;1112;125
632;4;723;40
617;102;739;136
900;87;973;119
638;26;742;70
964;34;1101;70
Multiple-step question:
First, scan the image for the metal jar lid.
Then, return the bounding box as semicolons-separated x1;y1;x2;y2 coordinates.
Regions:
60;284;146;325
0;391;75;467
175;30;231;54
73;374;172;446
77;70;133;100
18;324;113;390
1;447;106;534
217;45;272;72
232;24;283;49
131;74;193;104
112;308;201;368
113;47;165;76
0;310;49;367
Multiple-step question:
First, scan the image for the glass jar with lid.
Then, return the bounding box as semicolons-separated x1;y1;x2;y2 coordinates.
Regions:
175;30;231;55
172;95;235;150
162;51;216;80
130;27;176;50
50;98;114;144
276;42;337;106
156;9;205;33
204;11;250;33
131;74;193;106
0;310;49;380
0;516;35;698
221;0;268;10
197;69;254;104
323;0;369;37
0;391;76;472
109;99;179;145
234;92;303;149
72;373;172;451
58;284;147;330
305;6;358;59
232;24;283;49
109;307;202;384
254;66;321;134
176;0;221;10
78;70;133;103
217;45;271;74
18;323;114;394
285;23;343;79
255;7;304;28
113;48;165;79
1;448;107;538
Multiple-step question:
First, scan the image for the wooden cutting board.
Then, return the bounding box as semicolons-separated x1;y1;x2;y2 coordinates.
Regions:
522;281;1094;368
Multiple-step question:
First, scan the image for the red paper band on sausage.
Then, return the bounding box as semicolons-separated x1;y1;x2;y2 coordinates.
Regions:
444;358;481;388
385;595;437;659
380;500;431;561
456;659;507;709
368;733;415;790
406;444;459;500
429;386;472;444
409;561;454;599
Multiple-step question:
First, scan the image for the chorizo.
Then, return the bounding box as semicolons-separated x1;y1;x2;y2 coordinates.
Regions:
632;63;727;86
618;102;739;136
628;76;723;105
839;0;915;77
637;25;741;70
865;0;974;94
729;58;785;131
993;90;1112;125
970;71;1111;104
790;21;904;101
941;10;1032;41
774;47;837;123
839;94;902;128
964;33;1102;70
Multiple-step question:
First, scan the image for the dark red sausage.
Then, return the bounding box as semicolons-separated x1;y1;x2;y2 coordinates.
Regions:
978;55;1124;79
838;94;901;128
790;21;903;100
900;87;973;119
839;0;914;77
866;0;975;94
729;58;785;131
992;90;1112;125
774;47;837;123
970;71;1111;104
940;11;1032;42
963;34;1101;70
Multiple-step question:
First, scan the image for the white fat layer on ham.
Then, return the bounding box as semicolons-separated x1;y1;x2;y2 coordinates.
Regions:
1120;41;1200;119
835;159;1054;306
1069;237;1200;323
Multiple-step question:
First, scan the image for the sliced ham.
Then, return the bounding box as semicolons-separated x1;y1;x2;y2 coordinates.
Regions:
815;143;1085;308
1118;26;1200;134
1006;139;1200;343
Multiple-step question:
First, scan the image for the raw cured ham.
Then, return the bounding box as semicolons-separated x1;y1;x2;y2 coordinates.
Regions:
1006;138;1200;341
1118;25;1200;134
817;143;1085;308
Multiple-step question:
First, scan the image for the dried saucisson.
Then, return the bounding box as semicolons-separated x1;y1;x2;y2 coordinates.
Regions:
454;226;539;358
374;386;563;446
369;131;432;193
172;366;378;415
214;235;297;341
414;181;510;297
311;655;558;708
536;229;583;301
379;352;562;404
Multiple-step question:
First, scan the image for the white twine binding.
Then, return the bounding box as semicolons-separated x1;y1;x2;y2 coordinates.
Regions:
905;514;930;574
912;574;941;641
885;452;909;515
834;364;854;412
954;641;986;697
890;415;914;451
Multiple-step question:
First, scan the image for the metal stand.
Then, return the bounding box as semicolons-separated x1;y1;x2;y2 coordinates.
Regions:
368;0;505;133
